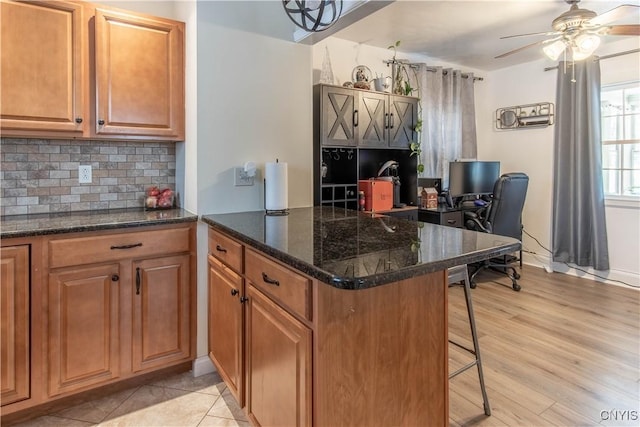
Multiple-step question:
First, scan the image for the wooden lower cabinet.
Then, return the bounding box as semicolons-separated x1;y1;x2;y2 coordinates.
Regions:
47;226;194;396
48;264;120;397
208;255;243;403
245;284;312;427
206;227;448;426
0;245;30;406
132;255;190;372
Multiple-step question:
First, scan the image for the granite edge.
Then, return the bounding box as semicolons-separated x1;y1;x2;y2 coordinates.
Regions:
200;215;522;290
1;210;198;239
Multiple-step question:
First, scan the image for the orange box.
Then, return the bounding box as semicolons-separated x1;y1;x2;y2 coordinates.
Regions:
358;179;393;212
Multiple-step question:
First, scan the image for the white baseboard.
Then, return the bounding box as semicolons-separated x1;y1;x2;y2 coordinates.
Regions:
522;252;639;289
192;356;216;377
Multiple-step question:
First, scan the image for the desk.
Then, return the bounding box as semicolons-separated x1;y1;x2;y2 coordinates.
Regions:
418;204;481;228
368;206;418;221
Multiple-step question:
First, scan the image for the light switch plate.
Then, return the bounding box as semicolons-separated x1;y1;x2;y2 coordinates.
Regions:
234;167;254;186
79;165;92;184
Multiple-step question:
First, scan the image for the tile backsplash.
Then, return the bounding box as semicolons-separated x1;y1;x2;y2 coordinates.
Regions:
0;138;176;216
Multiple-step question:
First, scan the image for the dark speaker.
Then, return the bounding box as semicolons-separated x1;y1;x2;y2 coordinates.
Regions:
418;178;442;193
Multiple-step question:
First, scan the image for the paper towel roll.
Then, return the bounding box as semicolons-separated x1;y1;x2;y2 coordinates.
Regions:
265;161;288;212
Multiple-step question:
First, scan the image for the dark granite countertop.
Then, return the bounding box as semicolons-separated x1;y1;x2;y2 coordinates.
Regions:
1;208;197;239
201;206;521;290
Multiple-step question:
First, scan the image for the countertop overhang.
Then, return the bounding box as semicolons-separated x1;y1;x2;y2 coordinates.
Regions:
201;206;521;290
0;208;197;239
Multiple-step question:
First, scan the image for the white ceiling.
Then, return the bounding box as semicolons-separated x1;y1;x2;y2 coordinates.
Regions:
330;0;640;71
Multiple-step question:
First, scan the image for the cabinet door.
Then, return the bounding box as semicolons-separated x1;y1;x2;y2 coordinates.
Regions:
132;255;190;372
320;86;357;147
1;246;30;406
358;91;389;148
94;9;184;140
0;0;85;134
48;264;120;397
208;256;243;403
245;285;311;427
389;96;418;148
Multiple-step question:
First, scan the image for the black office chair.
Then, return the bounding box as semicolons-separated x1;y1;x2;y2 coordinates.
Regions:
464;172;529;291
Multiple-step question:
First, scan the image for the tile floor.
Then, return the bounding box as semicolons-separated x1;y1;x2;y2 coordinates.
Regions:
10;371;250;427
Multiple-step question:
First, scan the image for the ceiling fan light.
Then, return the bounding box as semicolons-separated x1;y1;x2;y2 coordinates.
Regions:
571;34;600;60
575;33;601;52
543;40;567;61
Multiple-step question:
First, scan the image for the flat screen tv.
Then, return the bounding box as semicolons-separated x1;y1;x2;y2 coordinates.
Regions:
448;161;500;198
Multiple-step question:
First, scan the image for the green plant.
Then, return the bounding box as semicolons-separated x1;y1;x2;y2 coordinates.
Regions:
387;40;414;96
410;101;424;174
388;40;422;174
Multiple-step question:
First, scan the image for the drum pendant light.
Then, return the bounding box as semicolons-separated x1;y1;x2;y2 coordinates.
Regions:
282;0;343;32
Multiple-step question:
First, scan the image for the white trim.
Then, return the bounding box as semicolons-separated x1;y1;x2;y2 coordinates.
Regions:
192;356;216;378
605;195;640;209
522;252;640;289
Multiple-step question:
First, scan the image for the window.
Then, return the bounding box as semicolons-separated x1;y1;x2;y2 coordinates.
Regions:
601;82;640;197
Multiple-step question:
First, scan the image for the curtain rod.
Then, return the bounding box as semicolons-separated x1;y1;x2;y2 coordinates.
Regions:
543;48;640;72
383;60;484;81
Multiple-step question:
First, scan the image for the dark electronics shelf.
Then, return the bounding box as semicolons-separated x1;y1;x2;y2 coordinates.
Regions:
313;84;420;210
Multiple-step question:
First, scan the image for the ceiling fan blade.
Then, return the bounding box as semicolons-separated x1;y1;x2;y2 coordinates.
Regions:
589;4;640;26
495;40;546;59
605;24;640;36
500;31;559;39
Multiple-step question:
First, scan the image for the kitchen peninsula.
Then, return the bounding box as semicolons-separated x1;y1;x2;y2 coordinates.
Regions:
201;206;520;426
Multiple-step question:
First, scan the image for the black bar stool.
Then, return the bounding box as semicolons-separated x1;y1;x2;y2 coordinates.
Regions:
448;264;491;416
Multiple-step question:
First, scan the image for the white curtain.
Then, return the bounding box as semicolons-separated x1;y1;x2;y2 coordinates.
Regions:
411;65;477;188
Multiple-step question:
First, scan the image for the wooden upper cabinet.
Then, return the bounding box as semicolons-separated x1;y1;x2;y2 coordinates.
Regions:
0;0;86;134
320;86;357;147
358;91;388;148
389;96;418;148
0;1;185;142
0;245;30;406
94;9;185;140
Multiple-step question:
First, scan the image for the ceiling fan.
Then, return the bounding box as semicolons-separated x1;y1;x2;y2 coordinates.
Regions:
496;0;640;61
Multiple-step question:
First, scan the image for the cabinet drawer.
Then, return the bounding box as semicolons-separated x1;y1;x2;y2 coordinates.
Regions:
245;249;311;321
440;211;463;228
49;227;190;268
208;229;243;273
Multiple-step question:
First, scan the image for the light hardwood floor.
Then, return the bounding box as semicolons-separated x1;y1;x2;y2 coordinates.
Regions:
448;265;640;427
6;265;639;426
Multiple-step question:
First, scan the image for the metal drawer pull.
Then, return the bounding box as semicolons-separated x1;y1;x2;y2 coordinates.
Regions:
216;244;227;253
111;243;143;250
136;267;141;295
447;220;456;224
262;272;280;286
